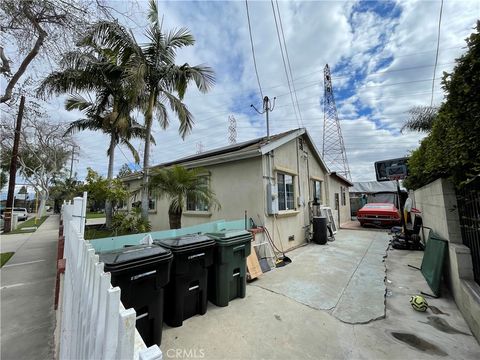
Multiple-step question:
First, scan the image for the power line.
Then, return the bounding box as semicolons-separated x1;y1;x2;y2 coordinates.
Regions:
270;0;300;127
276;76;443;98
431;0;444;106
116;144;135;166
272;0;303;127
185;60;454;101
245;0;264;99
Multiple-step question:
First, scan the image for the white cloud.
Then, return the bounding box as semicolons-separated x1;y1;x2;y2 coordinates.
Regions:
4;0;478;184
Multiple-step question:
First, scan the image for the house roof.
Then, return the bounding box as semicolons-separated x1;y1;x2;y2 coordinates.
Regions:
161;128;300;167
121;128;330;181
330;172;354;187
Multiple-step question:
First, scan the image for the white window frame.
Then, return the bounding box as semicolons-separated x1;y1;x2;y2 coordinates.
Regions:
277;172;295;211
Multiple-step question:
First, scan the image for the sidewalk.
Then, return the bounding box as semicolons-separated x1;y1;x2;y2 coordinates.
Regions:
1;215;59;360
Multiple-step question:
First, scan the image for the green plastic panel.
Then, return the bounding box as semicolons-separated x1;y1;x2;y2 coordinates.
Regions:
421;231;448;297
89;219;246;253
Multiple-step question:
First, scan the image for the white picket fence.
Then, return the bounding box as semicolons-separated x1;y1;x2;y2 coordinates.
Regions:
59;193;163;360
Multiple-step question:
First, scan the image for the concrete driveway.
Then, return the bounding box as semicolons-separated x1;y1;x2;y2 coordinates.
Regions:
161;229;480;359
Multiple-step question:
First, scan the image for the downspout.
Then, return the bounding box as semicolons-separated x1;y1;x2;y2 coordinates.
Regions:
295;139;302;203
304;148;311;228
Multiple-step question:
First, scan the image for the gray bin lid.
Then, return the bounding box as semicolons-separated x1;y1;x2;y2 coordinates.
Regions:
100;244;171;268
154;234;215;252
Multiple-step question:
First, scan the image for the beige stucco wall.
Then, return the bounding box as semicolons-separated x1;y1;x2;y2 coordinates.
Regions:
413;178;480;342
123;134;352;252
327;177;351;227
260;136;331;250
124;157;265;231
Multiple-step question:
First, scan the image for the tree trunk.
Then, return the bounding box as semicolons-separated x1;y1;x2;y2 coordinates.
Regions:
37;190;47;219
105;134;115;228
169;209;182;229
3;95;24;233
141;93;155;221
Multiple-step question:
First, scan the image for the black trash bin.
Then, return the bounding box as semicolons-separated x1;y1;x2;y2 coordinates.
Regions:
154;234;215;327
100;244;173;346
206;230;252;307
312;216;328;244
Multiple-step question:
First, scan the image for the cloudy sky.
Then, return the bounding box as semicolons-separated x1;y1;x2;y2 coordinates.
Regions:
13;0;480;183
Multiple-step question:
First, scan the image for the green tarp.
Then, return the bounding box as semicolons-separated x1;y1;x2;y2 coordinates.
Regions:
421;231;448;297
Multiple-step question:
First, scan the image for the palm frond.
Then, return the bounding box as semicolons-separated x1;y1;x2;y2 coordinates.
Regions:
401;106;438;133
148;165;220;214
154;101;169;130
147;0;161;30
165;28;195;49
120;139;140;164
79;21;142;65
65;94;94;112
64;118;105;136
163;91;194;138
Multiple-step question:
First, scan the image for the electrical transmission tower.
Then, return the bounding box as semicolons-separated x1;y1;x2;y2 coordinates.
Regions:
322;64;351;181
196;141;205;154
228;115;237;144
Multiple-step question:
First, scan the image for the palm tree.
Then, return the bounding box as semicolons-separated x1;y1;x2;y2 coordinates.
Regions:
401;106;438;133
80;0;215;220
65;96;150;227
149;165;219;229
38;49;148;227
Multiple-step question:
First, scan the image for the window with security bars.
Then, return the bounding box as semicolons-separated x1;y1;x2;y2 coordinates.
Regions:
277;173;295;211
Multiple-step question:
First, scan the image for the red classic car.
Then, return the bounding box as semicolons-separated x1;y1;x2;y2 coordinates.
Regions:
357;203;400;227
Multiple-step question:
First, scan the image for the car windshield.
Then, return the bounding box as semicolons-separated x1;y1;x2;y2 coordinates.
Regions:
14;208;26;211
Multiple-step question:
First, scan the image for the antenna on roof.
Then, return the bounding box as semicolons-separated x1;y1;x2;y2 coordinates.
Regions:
251;95;276;140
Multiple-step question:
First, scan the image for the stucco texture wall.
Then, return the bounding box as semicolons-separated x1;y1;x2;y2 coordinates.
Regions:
123;134;349;252
327;178;351;227
147;157;264;230
262;137;330;250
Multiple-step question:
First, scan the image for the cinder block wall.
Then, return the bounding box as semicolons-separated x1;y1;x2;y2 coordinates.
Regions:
413;178;462;243
414;178;480;342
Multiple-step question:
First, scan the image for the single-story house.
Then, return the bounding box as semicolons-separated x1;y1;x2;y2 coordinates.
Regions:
122;128;353;251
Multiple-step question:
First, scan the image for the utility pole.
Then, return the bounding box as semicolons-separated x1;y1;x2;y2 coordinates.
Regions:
4;95;25;233
251;96;276;140
69;145;79;179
